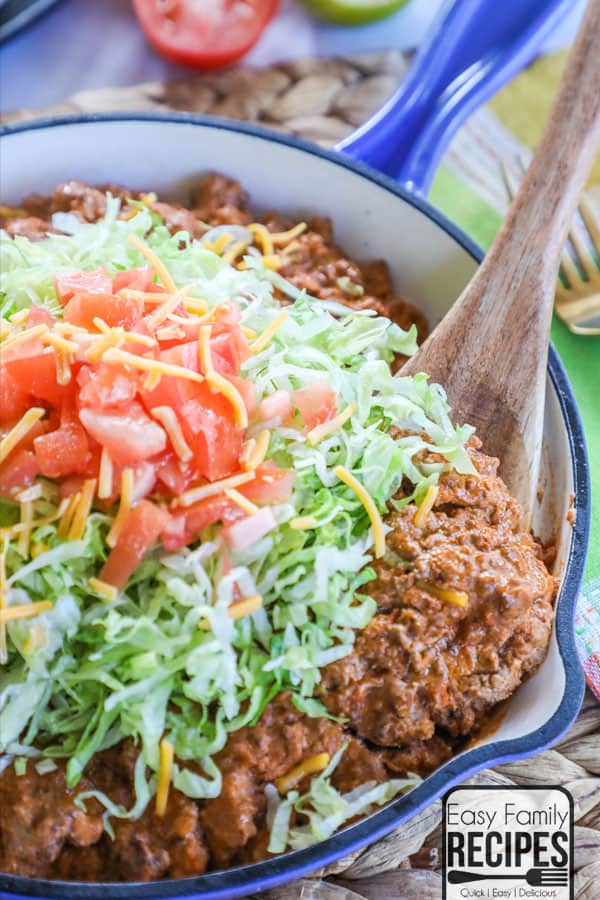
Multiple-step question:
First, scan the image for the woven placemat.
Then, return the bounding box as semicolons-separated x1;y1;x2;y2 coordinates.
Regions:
3;54;599;899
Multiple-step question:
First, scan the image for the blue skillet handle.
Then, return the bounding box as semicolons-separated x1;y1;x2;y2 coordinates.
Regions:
337;0;574;195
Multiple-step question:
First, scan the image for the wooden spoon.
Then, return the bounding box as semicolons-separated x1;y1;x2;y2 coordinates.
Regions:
402;0;600;521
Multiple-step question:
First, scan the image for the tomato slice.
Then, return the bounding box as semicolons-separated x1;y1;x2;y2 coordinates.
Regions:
132;0;279;70
64;292;143;331
100;500;170;589
55;269;113;304
79;401;167;466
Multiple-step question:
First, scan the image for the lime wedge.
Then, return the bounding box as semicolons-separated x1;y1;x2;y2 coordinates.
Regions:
299;0;410;26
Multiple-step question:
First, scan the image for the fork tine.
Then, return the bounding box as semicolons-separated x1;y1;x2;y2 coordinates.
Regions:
579;194;600;250
568;223;597;281
500;161;520;202
560;246;584;288
569;321;600;335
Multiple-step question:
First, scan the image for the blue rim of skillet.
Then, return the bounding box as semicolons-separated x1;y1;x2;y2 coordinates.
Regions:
0;0;64;44
0;112;591;900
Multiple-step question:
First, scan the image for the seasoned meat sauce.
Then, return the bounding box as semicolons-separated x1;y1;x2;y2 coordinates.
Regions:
0;175;555;881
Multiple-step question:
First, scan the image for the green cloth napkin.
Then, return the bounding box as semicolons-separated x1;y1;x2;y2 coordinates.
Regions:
429;51;599;581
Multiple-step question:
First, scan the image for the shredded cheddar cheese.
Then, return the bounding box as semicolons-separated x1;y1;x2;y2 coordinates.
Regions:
275;752;330;795
224;489;259;516
146;284;196;331
98;448;114;500
0;600;53;625
204;232;232;255
206;371;248;429
10;309;29;325
242;429;270;471
198;324;213;374
222;239;249;266
57;491;81;539
306;403;355;446
88;577;118;602
175;471;256;508
92;317;111;333
143;370;162;391
119;291;208;316
68;478;97;541
0;408;45;465
106;469;134;548
85;330;124;363
260;254;282;271
425;584;469;608
270;222;307;245
16;483;43;503
413;484;439;529
250;310;288;354
0;323;48;354
128;234;176;293
102;347;205;384
155;738;174;816
17;501;33;558
249;223;274;257
228;594;262;620
334;465;385;558
290;515;318;530
150;407;193;462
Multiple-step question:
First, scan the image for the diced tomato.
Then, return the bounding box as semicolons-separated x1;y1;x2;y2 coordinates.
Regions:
100;500;170;589
55;269;113;304
180;387;243;482
113;266;154;293
64;292;143;331
223;506;277;551
77;364;139;408
79;401;167;466
240;462;294;504
139;342;201;413
27;305;56;328
156;454;195;496
33;416;90;479
4;343;68;407
209;325;251;376
226;375;256;417
293;380;338;430
161;495;241;550
0;367;29;425
60;475;86;497
0;448;39;496
259;389;293;425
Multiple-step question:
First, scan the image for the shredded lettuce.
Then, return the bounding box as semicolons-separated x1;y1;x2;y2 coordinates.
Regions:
266;745;419;853
0;200;472;845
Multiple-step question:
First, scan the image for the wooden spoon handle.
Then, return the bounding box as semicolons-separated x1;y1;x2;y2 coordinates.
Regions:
489;0;600;278
403;0;600;513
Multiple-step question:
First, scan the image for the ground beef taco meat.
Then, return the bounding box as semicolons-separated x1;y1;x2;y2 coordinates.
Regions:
0;174;556;882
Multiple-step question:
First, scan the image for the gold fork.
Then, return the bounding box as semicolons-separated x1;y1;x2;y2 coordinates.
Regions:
502;159;600;336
